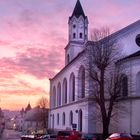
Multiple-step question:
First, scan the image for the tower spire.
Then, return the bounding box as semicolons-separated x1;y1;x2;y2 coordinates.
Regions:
71;0;86;18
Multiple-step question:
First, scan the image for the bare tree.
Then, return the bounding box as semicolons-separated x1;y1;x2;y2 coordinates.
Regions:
37;96;49;109
36;97;49;129
86;27;123;139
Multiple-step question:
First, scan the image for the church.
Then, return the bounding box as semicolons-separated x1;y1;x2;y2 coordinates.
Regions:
49;0;140;135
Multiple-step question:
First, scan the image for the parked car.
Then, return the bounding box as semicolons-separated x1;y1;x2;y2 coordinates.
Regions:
81;133;97;140
106;133;133;140
37;134;57;140
57;130;81;140
21;134;36;140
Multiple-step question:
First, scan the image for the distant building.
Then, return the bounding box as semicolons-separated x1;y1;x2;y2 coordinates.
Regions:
0;108;5;134
49;0;140;135
25;103;32;113
23;106;49;134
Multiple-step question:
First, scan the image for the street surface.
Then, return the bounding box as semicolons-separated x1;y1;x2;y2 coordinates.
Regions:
0;129;21;140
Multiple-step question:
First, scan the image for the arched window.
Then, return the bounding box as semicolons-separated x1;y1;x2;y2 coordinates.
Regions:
69;111;73;125
69;73;75;102
52;114;54;129
67;54;70;64
57;113;59;125
62;112;65;125
63;78;67;105
120;74;128;97
80;33;82;38
78;109;82;132
57;83;61;106
78;66;85;99
136;72;140;95
73;33;76;39
53;87;56;108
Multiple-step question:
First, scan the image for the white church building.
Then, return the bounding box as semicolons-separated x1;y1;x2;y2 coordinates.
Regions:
49;0;140;135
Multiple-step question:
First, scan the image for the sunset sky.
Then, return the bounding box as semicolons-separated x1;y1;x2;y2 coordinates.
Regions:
0;0;139;110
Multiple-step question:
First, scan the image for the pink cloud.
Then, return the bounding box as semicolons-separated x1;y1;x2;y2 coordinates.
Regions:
0;0;139;110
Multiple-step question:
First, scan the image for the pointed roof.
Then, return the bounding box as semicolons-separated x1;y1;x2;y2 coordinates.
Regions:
71;0;86;18
25;103;31;112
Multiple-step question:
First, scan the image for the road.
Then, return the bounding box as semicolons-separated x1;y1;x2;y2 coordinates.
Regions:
0;129;21;140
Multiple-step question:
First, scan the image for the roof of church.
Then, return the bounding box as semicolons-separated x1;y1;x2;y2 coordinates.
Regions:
71;0;86;18
118;50;140;62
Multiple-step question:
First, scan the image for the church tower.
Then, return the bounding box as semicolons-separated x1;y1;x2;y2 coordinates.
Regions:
65;0;88;65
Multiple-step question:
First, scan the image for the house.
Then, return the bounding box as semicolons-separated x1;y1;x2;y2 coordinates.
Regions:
23;106;49;134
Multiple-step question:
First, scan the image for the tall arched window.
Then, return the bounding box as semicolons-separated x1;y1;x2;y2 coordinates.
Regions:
78;109;82;132
69;73;75;102
53;87;56;108
78;66;85;99
136;72;140;95
57;83;61;106
62;112;65;125
120;74;128;97
69;111;73;125
63;78;67;105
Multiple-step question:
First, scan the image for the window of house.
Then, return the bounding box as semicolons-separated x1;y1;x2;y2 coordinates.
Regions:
67;54;70;64
120;74;128;97
53;87;56;108
73;24;76;28
73;33;76;39
78;66;85;99
80;33;82;38
69;111;73;125
63;78;67;105
69;73;75;102
57;83;61;106
78;109;82;132
62;112;65;125
57;113;59;125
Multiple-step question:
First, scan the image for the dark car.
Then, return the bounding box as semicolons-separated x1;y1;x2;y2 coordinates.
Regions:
81;133;97;140
106;133;133;140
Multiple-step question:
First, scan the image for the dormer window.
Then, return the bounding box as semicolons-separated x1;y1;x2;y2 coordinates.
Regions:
73;33;76;39
80;33;82;38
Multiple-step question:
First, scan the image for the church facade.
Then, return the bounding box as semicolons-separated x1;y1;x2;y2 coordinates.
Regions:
49;0;140;135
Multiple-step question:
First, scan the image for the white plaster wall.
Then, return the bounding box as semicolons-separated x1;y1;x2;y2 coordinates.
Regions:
131;100;140;135
50;53;92;133
116;55;140;135
65;43;84;64
117;101;131;133
50;101;89;133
